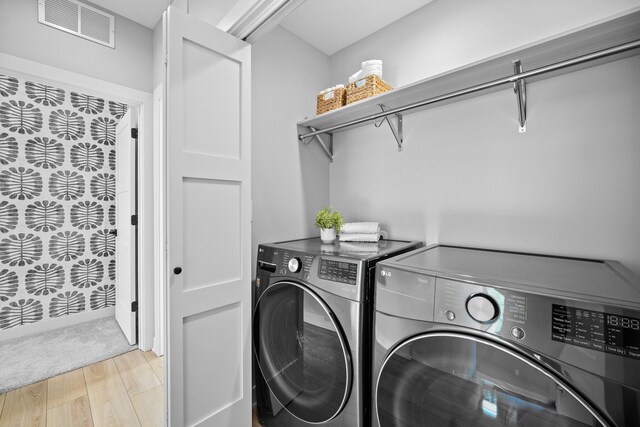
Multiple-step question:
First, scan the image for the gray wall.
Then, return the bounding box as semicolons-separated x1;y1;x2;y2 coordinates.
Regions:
330;0;640;88
251;26;331;275
0;0;153;92
328;1;640;278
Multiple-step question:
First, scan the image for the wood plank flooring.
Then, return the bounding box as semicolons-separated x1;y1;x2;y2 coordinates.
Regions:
0;350;164;427
0;352;263;426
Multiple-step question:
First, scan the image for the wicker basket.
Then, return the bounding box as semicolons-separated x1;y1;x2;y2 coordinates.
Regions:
346;75;392;105
316;87;347;115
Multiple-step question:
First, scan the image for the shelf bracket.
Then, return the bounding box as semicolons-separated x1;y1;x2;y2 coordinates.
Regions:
513;60;527;133
302;126;333;162
374;104;403;151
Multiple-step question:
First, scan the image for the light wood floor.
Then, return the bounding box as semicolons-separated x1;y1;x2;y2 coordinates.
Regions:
0;350;164;427
0;352;265;427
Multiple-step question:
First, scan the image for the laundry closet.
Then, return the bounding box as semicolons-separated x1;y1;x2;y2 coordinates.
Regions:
0;0;639;426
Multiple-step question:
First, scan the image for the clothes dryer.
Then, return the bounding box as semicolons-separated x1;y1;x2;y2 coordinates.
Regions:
254;237;422;426
373;245;640;427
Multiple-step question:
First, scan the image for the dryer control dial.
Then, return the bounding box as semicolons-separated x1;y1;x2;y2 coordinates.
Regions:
288;257;302;273
466;294;498;323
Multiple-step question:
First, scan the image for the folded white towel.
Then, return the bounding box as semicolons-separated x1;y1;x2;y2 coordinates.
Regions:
339;242;379;253
349;69;365;84
339;233;380;242
341;222;380;234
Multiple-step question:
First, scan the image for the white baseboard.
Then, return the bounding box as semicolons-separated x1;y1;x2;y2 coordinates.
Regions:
0;307;115;342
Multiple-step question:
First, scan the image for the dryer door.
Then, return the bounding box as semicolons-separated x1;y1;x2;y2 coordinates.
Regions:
376;332;609;427
254;281;352;423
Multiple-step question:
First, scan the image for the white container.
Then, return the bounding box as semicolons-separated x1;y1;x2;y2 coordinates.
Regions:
320;228;337;243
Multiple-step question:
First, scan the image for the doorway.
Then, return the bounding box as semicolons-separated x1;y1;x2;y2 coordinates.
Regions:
0;53;161;425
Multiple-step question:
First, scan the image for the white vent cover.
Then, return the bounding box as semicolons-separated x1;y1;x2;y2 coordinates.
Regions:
38;0;115;48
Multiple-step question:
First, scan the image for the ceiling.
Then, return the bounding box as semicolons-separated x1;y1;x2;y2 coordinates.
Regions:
280;0;434;56
92;0;434;55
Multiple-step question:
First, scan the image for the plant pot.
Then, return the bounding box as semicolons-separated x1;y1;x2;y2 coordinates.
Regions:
320;228;336;244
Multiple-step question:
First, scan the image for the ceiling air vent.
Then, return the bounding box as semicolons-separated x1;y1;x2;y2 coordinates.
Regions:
38;0;115;48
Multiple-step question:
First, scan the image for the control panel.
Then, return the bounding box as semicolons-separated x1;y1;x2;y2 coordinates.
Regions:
318;259;358;285
281;252;313;279
256;244;366;302
552;305;640;360
259;248;359;286
434;278;529;342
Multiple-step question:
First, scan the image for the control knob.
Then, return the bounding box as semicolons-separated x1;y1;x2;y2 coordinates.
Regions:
466;294;498;323
288;257;302;273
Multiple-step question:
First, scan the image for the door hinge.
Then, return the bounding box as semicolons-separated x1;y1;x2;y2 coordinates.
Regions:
131;215;138;226
131;128;138;139
131;301;138;312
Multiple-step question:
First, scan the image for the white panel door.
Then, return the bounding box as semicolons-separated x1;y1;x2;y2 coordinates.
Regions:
115;109;137;345
165;6;252;427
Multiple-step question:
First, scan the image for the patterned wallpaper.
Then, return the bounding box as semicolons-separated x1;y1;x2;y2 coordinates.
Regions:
0;72;127;330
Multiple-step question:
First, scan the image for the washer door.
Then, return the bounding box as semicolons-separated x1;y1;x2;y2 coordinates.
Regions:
254;281;352;423
376;332;609;427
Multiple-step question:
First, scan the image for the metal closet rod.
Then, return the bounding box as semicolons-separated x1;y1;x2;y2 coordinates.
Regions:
298;39;640;140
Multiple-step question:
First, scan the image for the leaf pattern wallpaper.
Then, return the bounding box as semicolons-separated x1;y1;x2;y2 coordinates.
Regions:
49;170;85;200
25;82;65;107
49;291;85;318
0;75;19;97
71;92;105;115
0;72;127;330
0;269;19;302
70;142;104;172
70;259;104;288
25;137;65;169
0;100;43;134
90;117;116;145
0;167;43;200
25;263;64;296
25;200;65;232
0;299;43;329
0;201;19;233
0;233;43;266
0;133;19;165
49;109;85;140
90;284;115;310
70;201;103;230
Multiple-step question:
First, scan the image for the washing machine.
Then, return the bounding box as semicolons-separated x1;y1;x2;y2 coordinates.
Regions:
372;244;640;427
253;237;422;427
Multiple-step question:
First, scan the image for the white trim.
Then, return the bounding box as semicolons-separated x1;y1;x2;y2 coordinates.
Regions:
0;53;149;105
153;83;166;356
0;307;115;342
226;0;305;42
0;52;155;351
137;95;155;352
217;0;274;32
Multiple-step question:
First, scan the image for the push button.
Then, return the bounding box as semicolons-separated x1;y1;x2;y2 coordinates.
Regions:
510;326;525;340
445;310;456;321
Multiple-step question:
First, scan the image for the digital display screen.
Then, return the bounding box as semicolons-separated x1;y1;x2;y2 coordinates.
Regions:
552;305;640;360
318;259;358;285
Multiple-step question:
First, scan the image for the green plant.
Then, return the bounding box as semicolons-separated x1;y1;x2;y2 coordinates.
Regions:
314;207;344;232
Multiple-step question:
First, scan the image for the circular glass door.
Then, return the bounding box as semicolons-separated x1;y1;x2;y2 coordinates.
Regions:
376;332;609;427
254;281;352;423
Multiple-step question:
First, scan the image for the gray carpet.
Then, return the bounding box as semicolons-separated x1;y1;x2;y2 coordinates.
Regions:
0;317;136;393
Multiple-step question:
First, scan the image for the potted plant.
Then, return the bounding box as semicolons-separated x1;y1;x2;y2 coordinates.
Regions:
314;207;344;243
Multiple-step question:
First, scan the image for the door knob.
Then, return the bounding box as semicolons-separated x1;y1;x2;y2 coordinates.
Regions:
173;267;182;275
